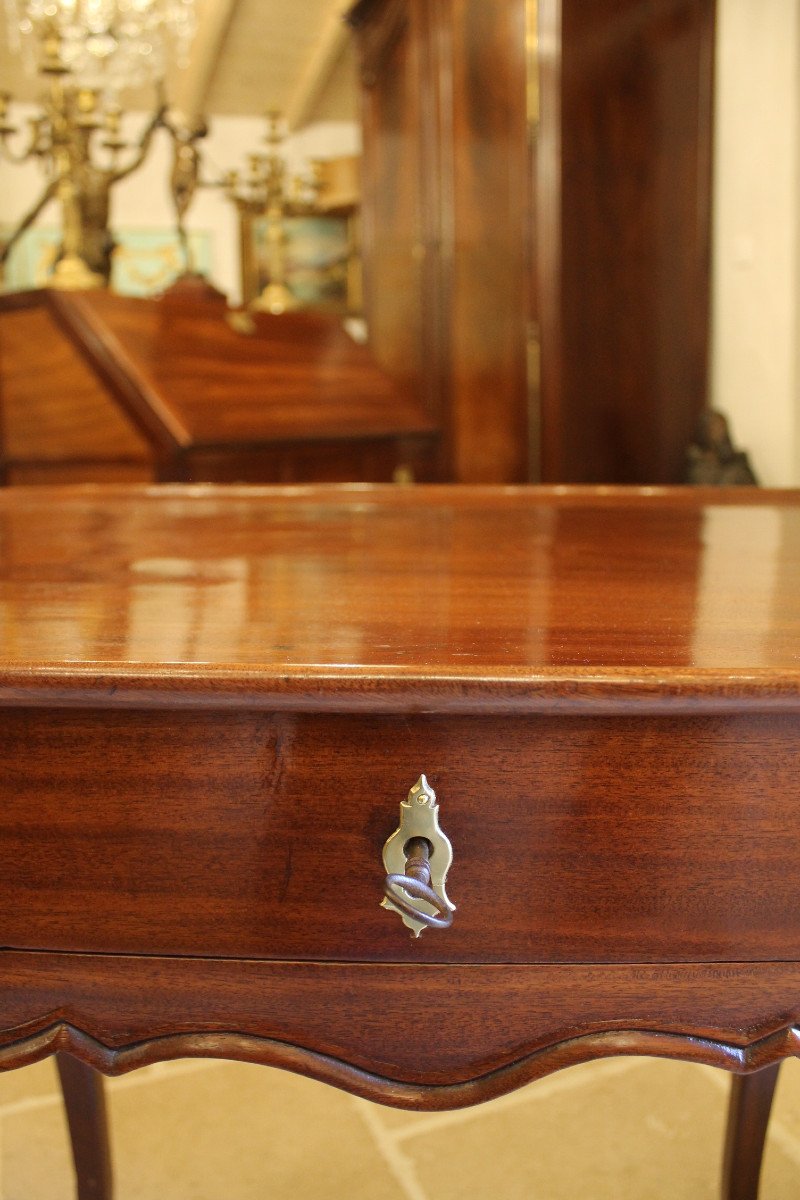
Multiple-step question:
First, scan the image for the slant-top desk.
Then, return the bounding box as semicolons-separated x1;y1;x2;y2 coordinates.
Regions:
0;484;799;1194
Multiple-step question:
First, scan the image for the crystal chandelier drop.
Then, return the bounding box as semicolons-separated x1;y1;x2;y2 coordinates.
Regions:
3;0;197;95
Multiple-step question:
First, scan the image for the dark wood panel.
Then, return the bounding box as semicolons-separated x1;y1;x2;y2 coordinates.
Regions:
350;0;530;483
445;0;530;482
354;0;438;417
1;953;800;1105
5;462;152;485
1;706;798;964
353;0;714;484
540;0;715;482
182;434;435;484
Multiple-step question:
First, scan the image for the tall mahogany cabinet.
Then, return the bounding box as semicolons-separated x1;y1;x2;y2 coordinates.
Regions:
348;0;531;483
348;0;715;484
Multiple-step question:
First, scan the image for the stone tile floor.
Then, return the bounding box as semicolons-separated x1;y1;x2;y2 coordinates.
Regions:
2;1055;800;1198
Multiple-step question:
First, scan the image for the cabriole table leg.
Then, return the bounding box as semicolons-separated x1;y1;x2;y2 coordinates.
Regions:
722;1064;781;1200
56;1053;113;1200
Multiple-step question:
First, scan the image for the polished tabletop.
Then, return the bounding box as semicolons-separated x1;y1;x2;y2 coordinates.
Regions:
0;484;798;711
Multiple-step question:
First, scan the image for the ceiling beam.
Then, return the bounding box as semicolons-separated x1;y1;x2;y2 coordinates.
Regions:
170;0;241;122
284;0;351;131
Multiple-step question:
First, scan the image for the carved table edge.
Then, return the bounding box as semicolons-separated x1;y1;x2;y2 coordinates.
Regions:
2;666;800;714
0;481;791;504
5;1021;800;1112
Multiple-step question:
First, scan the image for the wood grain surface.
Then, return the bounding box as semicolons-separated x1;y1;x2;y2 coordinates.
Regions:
0;290;438;486
53;291;435;447
0;706;798;963
539;0;715;483
0;294;151;484
350;0;530;483
0;953;799;1105
0;485;798;709
352;0;715;485
1;485;800;1116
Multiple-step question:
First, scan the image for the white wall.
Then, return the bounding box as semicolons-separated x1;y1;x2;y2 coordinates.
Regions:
0;108;360;303
711;0;800;485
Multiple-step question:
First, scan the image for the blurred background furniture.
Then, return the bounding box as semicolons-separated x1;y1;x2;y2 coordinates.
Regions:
0;286;437;484
349;0;715;484
1;0;728;487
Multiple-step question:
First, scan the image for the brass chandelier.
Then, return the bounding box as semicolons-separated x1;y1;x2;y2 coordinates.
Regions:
3;0;196;96
0;0;196;288
0;3;352;305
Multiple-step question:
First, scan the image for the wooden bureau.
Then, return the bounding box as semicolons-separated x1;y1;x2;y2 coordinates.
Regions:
0;483;798;1194
0;291;437;485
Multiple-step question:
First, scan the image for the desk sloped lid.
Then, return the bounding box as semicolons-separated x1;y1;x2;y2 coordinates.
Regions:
0;485;799;712
0;291;150;470
50;290;436;452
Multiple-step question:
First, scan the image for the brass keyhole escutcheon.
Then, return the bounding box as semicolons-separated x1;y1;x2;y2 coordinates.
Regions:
381;775;455;938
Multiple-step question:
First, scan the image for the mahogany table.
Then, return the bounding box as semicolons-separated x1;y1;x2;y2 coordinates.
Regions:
0;483;798;1198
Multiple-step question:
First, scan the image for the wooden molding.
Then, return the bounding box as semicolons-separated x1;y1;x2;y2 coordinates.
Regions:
6;1020;800;1111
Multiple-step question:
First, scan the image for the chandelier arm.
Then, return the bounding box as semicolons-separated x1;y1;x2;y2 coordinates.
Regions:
0;128;47;165
110;103;167;183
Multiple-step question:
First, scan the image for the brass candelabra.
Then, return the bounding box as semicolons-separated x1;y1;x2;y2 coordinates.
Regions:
0;22;165;289
1;19;354;307
223;112;323;314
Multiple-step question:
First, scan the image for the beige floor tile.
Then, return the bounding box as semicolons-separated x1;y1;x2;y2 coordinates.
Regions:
765;1057;800;1127
762;1144;800;1200
397;1057;800;1200
0;1059;205;1119
1;1060;406;1200
0;1059;60;1110
2;1056;799;1199
754;1060;800;1199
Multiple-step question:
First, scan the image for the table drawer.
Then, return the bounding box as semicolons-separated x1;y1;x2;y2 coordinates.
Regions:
1;707;798;963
